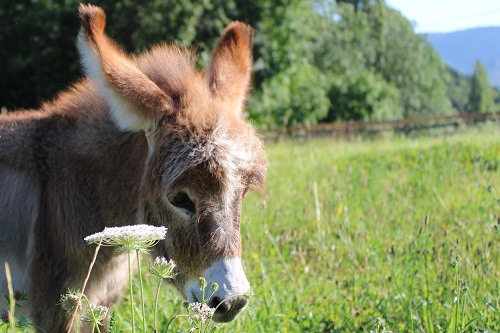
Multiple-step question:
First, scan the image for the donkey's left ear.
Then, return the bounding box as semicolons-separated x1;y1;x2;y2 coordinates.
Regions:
206;22;254;111
77;4;173;134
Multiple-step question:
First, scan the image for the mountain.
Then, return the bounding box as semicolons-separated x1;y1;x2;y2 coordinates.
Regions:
426;27;500;88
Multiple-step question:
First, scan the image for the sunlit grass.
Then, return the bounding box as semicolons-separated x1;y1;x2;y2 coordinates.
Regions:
234;127;499;332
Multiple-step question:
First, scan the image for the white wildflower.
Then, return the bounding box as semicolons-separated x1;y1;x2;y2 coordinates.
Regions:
60;291;82;314
149;257;177;279
370;317;393;333
188;302;216;323
84;304;109;324
84;225;167;253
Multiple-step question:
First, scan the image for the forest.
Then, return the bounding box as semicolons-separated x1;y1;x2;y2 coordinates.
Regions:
1;0;498;129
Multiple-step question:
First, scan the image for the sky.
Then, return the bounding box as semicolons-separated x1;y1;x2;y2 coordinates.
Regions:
385;0;500;33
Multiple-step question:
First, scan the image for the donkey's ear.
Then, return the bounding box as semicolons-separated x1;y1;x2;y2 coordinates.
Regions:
206;22;254;112
77;4;173;133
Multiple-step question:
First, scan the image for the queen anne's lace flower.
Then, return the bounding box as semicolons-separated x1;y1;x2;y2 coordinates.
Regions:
188;302;216;323
84;304;109;324
60;292;82;314
149;257;177;279
84;225;167;253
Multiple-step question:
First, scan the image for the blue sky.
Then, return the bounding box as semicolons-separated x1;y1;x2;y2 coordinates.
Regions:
385;0;500;33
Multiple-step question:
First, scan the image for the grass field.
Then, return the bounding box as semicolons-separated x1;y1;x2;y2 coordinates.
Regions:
5;127;500;332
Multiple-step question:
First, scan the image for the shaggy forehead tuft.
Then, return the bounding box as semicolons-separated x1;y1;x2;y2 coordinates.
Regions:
162;119;267;193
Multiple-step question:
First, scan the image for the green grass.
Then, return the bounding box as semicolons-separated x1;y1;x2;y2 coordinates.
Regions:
236;129;499;333
5;128;500;332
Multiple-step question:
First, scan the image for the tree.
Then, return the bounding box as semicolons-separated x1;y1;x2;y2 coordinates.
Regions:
0;0;263;110
0;1;82;110
248;62;331;128
312;1;452;120
379;8;452;117
468;60;495;113
336;0;371;11
447;67;472;112
248;0;331;128
313;1;376;76
326;70;401;121
252;0;319;85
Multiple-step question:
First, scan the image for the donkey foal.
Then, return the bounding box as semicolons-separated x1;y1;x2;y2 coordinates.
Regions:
0;4;267;332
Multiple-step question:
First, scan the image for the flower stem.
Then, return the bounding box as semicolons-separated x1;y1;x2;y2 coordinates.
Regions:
136;250;147;333
68;232;104;333
127;249;136;333
81;294;102;333
163;314;189;333
154;279;162;332
4;263;15;333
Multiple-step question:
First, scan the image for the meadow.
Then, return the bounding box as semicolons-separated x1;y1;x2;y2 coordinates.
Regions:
4;126;499;332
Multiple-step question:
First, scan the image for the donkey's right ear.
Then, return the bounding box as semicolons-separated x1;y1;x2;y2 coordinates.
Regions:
77;4;173;133
206;22;253;114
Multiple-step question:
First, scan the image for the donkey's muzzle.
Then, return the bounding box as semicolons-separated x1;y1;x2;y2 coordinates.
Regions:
210;295;249;323
184;258;251;322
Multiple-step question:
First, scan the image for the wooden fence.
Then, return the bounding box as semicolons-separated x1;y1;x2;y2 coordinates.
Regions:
261;112;500;140
1;107;498;139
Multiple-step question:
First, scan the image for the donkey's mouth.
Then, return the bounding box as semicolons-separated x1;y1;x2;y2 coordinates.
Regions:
184;258;251;322
189;292;248;323
211;295;249;323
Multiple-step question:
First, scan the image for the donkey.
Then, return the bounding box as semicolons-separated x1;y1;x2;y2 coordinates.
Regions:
0;4;267;332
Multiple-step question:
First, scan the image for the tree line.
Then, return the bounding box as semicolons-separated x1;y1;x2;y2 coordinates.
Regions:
1;0;498;128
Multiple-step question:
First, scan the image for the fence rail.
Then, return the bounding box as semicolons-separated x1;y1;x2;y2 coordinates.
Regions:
261;112;500;140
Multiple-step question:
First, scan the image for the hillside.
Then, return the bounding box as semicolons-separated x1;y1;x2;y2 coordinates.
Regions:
427;27;500;87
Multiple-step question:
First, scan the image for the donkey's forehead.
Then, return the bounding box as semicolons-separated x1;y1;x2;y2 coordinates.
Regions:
160;118;266;192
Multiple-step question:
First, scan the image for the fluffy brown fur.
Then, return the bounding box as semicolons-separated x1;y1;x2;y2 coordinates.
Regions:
0;4;266;332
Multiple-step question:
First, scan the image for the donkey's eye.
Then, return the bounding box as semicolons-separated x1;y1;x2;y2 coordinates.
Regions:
170;191;196;214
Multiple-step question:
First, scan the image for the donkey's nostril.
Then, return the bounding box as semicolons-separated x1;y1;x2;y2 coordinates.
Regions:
229;295;249;313
211;296;229;315
211;295;249;323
